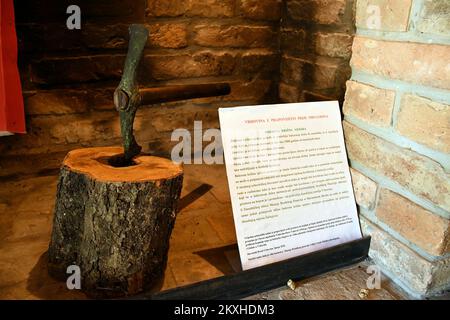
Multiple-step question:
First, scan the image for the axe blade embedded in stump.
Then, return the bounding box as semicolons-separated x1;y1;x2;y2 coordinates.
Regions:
114;24;231;164
48;24;230;298
47;147;184;298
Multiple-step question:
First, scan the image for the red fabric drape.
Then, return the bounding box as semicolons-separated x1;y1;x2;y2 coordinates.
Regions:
0;0;25;134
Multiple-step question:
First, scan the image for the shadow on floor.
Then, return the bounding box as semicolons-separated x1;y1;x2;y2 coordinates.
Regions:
178;183;213;211
194;244;241;275
26;251;86;299
26;251;173;299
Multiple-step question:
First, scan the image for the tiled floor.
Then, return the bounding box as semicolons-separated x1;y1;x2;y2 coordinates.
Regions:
0;162;408;299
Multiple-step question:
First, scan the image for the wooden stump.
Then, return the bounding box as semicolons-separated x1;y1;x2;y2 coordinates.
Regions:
47;147;183;298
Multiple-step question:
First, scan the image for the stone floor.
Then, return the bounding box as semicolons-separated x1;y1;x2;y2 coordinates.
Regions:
245;260;406;300
0;162;409;300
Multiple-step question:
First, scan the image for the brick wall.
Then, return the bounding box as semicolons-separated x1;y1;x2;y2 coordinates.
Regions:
1;0;359;179
279;0;355;103
0;0;281;177
344;0;450;297
1;0;448;297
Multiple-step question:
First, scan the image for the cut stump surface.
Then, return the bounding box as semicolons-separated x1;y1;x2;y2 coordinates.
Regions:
48;147;183;298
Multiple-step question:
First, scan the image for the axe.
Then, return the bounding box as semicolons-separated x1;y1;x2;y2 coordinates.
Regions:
114;24;231;164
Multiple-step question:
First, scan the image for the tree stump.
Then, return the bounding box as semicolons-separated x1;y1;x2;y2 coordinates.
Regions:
47;147;183;298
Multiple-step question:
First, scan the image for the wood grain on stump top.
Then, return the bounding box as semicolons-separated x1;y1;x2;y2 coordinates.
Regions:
63;146;183;182
48;147;184;297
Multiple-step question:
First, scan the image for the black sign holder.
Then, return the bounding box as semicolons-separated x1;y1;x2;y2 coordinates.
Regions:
136;236;371;300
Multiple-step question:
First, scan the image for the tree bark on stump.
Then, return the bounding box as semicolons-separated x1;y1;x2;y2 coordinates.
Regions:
48;147;183;298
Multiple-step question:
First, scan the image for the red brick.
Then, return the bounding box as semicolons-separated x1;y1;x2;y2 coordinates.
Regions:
376;188;450;256
146;0;187;17
238;49;279;76
193;25;276;48
356;0;412;32
315;32;353;59
142;51;237;80
303;91;334;102
88;88;116;111
147;0;235;18
343;81;395;127
145;104;220;133
239;0;282;21
280;28;306;54
19;22;187;51
343;121;450;211
287;0;346;25
282;56;342;89
361;217;450;296
350;167;377;210
148;23;188;49
417;0;450;36
396;94;450;153
24;88;116;114
280;56;303;85
351;37;450;90
228;79;273;101
311;59;342;90
188;0;235;17
1;112;121;155
25;90;89;115
279;82;301;103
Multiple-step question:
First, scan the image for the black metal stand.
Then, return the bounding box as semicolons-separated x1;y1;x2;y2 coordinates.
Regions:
138;236;371;300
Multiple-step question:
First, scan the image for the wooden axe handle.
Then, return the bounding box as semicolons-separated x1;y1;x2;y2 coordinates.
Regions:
139;83;231;105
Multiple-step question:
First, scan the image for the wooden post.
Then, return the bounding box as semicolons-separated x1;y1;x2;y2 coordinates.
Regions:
47;147;183;298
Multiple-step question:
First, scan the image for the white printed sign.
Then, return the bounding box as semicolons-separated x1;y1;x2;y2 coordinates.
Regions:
219;101;362;270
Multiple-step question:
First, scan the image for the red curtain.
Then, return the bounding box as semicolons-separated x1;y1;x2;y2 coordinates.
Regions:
0;0;25;134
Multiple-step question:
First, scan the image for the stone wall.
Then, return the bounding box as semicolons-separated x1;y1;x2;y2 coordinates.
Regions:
344;0;450;297
279;0;355;103
0;0;281;177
